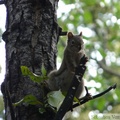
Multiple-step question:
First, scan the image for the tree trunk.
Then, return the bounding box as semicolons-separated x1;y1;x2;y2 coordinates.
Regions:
1;0;59;119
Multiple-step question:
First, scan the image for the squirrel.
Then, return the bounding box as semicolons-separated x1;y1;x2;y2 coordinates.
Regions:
47;31;85;98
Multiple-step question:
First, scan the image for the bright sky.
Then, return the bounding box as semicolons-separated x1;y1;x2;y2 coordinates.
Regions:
0;5;6;95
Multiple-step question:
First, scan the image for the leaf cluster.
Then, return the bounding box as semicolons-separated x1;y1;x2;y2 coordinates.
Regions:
14;65;66;114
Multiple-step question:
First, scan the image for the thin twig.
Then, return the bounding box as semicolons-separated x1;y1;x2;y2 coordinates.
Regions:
59;32;67;36
71;83;117;110
58;27;67;36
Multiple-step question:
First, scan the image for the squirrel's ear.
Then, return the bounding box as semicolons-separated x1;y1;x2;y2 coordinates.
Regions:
79;32;82;36
68;32;73;39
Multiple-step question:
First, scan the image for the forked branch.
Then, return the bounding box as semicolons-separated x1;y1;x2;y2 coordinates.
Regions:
71;83;117;110
54;55;88;120
54;55;117;120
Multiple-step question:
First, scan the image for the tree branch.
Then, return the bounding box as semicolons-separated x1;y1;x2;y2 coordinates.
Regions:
54;54;117;120
59;31;67;36
88;11;120;78
97;60;120;78
71;83;117;110
54;55;88;120
59;27;67;36
90;57;120;78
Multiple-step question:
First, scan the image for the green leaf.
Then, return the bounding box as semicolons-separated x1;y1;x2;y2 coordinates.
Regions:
47;90;65;110
63;0;75;4
13;95;43;106
21;66;48;83
23;95;42;105
41;64;47;76
84;0;96;6
98;48;107;58
73;97;80;104
21;66;32;76
29;73;48;83
83;11;92;23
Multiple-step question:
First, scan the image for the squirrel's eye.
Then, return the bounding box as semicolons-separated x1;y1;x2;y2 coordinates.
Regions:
71;40;75;45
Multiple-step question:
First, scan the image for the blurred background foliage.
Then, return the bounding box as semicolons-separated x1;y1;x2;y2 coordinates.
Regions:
57;0;120;119
0;96;4;119
0;0;120;120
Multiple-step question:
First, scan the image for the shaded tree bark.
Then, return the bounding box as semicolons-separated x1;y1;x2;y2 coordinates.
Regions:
1;0;59;119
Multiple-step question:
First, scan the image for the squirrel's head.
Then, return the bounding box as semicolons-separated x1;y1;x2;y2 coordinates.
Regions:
67;32;84;53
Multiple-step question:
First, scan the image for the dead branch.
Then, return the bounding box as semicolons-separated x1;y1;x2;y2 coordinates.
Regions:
54;55;88;120
71;84;117;110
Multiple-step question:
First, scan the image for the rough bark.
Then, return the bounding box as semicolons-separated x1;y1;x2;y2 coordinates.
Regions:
1;0;59;120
